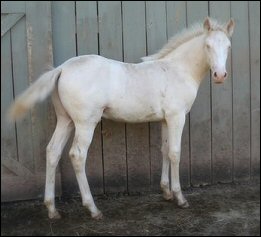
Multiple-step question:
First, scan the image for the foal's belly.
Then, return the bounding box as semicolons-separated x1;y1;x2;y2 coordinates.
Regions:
102;104;164;123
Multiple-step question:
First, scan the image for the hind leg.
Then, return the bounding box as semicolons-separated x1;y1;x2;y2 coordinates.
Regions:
45;117;73;218
44;90;74;219
57;80;104;219
69;119;102;219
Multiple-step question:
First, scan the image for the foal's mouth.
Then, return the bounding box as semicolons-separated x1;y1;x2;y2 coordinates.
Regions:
214;80;224;84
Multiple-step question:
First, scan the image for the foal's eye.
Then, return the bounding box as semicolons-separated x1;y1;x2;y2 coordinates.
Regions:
206;44;211;49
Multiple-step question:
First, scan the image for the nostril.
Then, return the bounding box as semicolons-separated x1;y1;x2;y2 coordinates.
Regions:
224;72;227;77
214;72;217;78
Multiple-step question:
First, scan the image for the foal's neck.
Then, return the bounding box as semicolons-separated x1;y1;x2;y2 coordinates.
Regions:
165;34;210;85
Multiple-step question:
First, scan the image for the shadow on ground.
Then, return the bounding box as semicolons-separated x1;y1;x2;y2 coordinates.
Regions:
1;181;260;236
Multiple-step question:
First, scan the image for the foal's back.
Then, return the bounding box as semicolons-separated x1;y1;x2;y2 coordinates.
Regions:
58;55;170;123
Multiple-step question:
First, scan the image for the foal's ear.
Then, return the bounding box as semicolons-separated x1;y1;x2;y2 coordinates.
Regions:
226;18;235;37
203;17;212;32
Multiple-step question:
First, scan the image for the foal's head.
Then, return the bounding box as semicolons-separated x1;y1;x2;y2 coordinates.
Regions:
203;18;235;84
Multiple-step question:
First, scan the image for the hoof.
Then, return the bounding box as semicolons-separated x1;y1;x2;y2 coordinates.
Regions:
163;191;174;201
48;210;61;219
91;211;103;220
178;200;190;209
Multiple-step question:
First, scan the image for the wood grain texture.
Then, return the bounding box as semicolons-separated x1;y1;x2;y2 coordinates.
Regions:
187;1;212;186
1;13;24;36
1;2;59;201
98;1;127;193
231;1;251;181
122;1;150;193
51;1;76;66
1;1;259;201
209;1;233;184
145;1;167;191
1;31;18;168
26;1;53;173
11;16;34;172
76;1;103;195
51;1;77;195
1;1;25;13
249;1;260;179
76;1;98;56
166;1;190;188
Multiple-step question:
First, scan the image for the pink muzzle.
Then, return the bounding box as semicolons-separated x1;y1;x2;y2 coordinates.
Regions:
212;70;227;84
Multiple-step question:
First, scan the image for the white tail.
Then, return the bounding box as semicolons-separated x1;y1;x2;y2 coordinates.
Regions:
8;68;62;121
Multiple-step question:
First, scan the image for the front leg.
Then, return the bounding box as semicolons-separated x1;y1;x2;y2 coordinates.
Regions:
166;112;189;208
160;121;173;201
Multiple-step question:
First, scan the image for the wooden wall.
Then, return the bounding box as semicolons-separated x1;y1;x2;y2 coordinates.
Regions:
1;1;260;201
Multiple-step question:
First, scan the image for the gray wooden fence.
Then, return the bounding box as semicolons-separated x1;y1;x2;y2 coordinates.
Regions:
1;1;260;201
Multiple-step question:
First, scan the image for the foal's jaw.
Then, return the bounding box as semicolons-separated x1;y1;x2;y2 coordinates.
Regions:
213;80;224;84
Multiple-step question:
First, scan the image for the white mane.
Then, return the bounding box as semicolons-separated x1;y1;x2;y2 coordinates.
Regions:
142;18;227;61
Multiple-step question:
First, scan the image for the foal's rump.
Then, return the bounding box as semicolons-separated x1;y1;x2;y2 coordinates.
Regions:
7;55;107;121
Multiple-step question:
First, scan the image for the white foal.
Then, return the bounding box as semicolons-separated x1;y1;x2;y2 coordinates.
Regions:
8;17;234;219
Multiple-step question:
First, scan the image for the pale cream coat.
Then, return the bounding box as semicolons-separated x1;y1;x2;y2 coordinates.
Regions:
8;17;234;219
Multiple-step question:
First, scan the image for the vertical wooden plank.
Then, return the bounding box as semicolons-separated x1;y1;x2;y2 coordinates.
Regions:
249;1;260;179
51;1;77;195
231;1;251;181
1;31;18;170
187;1;211;186
122;1;146;64
76;1;103;194
11;16;34;172
166;1;190;188
209;2;233;183
145;1;167;191
26;2;53;177
122;1;150;193
98;1;123;60
98;1;127;193
166;1;187;36
52;1;76;66
76;1;98;55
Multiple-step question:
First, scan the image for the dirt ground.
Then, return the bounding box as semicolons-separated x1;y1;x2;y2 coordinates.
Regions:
1;181;260;236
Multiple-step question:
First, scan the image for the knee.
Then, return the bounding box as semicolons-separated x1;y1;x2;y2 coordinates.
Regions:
161;141;168;156
168;149;180;163
69;146;85;172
